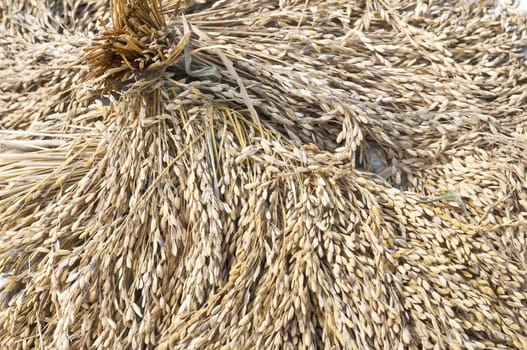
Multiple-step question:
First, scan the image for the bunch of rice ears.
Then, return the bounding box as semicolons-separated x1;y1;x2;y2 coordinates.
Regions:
1;0;527;349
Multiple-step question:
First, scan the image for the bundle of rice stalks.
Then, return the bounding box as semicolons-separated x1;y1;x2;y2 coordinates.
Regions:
1;0;527;349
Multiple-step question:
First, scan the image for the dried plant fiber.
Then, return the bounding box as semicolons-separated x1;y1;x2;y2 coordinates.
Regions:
1;0;527;349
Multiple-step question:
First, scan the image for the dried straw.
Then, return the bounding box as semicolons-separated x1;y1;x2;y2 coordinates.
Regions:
1;0;527;349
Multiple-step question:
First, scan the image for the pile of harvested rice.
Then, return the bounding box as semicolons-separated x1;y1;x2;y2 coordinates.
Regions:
1;0;527;348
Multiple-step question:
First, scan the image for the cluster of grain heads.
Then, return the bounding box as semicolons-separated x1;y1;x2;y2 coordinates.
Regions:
1;0;527;349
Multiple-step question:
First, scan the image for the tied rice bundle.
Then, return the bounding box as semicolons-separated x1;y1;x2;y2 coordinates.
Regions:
1;0;527;349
